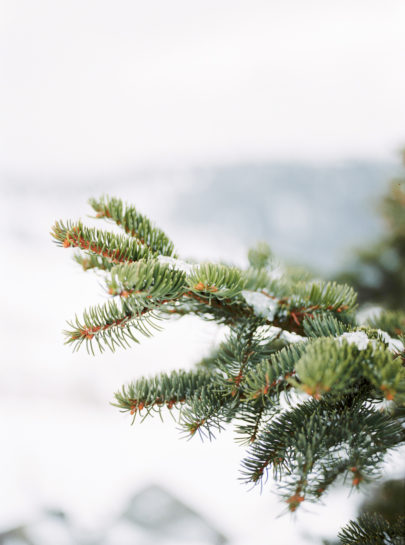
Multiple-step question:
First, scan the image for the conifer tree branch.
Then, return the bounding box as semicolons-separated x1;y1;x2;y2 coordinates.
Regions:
179;389;236;439
338;513;405;544
64;296;164;354
89;196;177;257
234;399;273;445
113;370;216;418
241;399;404;508
53;194;405;540
244;343;305;401
51;220;153;264
366;309;405;339
73;251;114;271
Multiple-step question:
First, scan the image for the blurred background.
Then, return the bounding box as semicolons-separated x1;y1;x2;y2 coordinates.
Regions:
1;1;404;543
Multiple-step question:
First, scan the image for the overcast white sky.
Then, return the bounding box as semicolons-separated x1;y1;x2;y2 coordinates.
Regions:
1;0;405;176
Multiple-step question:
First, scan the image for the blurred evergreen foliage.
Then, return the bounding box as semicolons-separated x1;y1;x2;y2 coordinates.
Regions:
324;155;405;545
336;153;405;311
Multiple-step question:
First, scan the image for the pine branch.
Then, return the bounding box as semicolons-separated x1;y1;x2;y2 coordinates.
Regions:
187;263;247;300
303;314;350;338
214;325;272;397
293;338;366;399
73;251;113;271
338;513;405;544
247;242;273;269
295;281;358;315
107;260;187;298
241;399;403;509
180;388;235;440
234;399;273;445
366;310;405;339
240;280;357;336
361;343;405;403
309;458;353;500
114;370;234;439
53;194;405;542
64;296;163;354
51;220;152;264
243;266;283;292
113;369;215;418
89;196;176;257
243;343;306;401
60;244;362;355
290;337;405;403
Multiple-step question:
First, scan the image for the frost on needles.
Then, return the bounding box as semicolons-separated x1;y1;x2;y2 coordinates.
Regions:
51;195;405;541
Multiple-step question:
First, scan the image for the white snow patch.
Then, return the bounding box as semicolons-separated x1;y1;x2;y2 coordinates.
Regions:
280;330;307;344
258;325;282;339
377;329;404;353
259;327;401;352
337;331;371;351
242;290;278;321
157;256;197;275
337;330;404;353
255;325;308;344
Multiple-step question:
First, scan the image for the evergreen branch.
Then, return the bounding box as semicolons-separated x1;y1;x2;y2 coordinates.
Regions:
180;388;235;440
178;293;255;327
51;220;152;264
73;251;113;271
113;369;216;420
247;242;273;269
64;296;164;354
240;280;357;336
244;343;306;400
241;399;403;508
214;325;272;397
163;276;358;337
89;196;176;257
53;179;405;542
107;260;187;298
187;263;246;300
243;267;282;292
361;343;405;403
294;281;358;314
309;458;354;500
234;399;273;445
303;313;350;338
291;338;405;403
366;310;405;339
338;513;405;544
293;338;367;399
